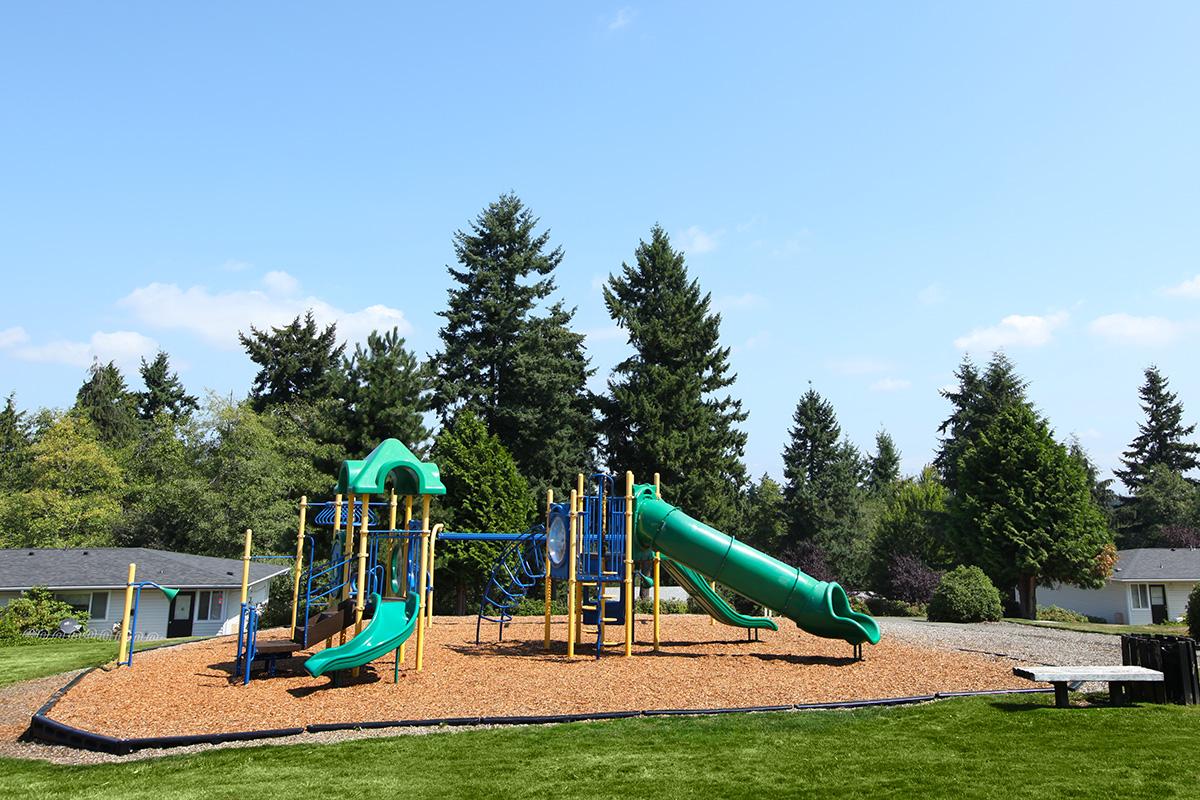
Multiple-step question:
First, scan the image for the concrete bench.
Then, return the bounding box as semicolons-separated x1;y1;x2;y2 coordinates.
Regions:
1013;666;1164;707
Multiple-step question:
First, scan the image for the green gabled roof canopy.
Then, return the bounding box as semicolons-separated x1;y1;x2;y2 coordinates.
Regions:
335;439;446;496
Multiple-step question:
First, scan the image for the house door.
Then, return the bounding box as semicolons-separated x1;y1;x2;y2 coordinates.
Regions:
167;592;195;638
1149;585;1168;624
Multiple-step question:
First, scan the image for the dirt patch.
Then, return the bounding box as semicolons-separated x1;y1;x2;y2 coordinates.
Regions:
46;614;1027;739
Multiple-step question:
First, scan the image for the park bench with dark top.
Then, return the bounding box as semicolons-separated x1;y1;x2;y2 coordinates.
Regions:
1013;665;1164;707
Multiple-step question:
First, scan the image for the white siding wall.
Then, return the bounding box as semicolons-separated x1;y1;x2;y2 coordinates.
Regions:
1038;581;1128;623
1165;581;1194;623
0;591;19;608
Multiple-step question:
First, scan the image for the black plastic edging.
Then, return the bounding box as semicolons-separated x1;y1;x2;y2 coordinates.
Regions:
28;685;1059;755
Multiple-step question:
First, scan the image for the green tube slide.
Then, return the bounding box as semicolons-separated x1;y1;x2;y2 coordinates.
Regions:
660;557;777;631
633;489;880;646
303;593;419;678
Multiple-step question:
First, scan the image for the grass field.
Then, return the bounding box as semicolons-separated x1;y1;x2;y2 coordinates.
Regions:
1;694;1197;799
0;638;201;687
1004;617;1190;637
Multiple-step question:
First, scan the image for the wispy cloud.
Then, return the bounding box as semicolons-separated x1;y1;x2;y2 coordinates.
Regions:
119;271;410;348
714;292;765;313
1088;313;1186;347
954;311;1068;350
3;330;158;370
675;225;722;255
0;327;30;349
827;356;894;376
1164;274;1200;299
608;7;634;31
917;283;945;306
870;377;912;392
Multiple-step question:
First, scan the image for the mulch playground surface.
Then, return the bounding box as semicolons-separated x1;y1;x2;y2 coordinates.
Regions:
47;615;1027;739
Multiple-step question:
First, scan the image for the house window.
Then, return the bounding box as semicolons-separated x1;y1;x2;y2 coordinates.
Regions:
53;592;108;619
1130;584;1150;610
197;591;225;621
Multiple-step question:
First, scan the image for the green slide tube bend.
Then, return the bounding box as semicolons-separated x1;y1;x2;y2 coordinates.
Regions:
303;593;419;678
660;557;777;631
633;489;880;646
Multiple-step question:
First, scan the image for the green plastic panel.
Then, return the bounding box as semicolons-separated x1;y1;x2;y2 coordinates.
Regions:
335;439;446;496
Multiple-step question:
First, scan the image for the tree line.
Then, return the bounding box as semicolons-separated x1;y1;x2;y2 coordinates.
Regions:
1;193;1197;618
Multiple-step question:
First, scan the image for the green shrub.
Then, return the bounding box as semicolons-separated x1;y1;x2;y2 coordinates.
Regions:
509;596;568;617
1186;584;1200;639
0;586;87;641
865;597;926;617
633;598;689;615
849;595;869;615
927;566;1003;623
1037;605;1089;623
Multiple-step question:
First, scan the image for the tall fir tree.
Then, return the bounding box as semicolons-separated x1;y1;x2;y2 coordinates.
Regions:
341;327;433;457
602;225;747;528
0;394;32;491
239;311;345;411
136;351;198;420
432;194;594;493
781;387;843;539
1115;365;1200;491
936;353;1029;490
866;428;901;494
74;360;138;445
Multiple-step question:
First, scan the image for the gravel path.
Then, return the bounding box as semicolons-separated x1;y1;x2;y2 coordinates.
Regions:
880;618;1121;666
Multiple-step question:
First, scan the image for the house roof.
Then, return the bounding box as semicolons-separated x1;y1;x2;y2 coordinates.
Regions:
0;548;289;591
1110;548;1200;582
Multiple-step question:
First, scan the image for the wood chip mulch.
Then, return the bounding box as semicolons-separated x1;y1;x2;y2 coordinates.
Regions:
46;615;1028;739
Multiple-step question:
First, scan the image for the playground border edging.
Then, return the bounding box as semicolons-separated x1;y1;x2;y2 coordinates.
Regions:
26;672;1055;756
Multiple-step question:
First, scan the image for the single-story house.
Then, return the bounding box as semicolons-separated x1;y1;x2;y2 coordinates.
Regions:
1039;548;1199;624
0;548;289;639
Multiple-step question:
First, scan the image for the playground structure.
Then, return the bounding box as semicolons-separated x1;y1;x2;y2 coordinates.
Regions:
228;438;880;684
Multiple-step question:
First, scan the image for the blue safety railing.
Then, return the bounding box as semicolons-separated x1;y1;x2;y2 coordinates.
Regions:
235;601;260;684
475;525;547;643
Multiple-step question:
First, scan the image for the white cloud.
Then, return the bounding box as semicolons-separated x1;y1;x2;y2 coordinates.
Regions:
608;7;634;30
0;327;30;348
675;225;722;255
9;330;158;370
222;259;253;272
584;325;625;344
827;356;893;376
119;271;411;348
954;311;1068;350
1164;275;1200;298
714;292;764;312
870;377;912;392
918;283;945;305
1088;313;1185;347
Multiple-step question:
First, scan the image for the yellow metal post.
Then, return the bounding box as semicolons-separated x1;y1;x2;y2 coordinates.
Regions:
354;493;370;635
387;491;398;598
290;496;308;638
340;494;356;646
415;495;431;670
575;472;585;647
623;471;634;657
566;489;578;658
543;488;553;651
117;563;136;666
240;528;253;606
653;473;661;650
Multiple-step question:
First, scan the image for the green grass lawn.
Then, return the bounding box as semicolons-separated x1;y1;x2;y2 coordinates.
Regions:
1;694;1197;799
0;637;202;688
1005;617;1190;637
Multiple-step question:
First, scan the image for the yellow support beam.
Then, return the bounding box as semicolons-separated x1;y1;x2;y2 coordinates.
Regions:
354;493;370;635
240;528;252;606
623;471;634;657
117;563;136;666
415;495;431;670
290;496;308;639
340;495;355;646
566;489;578;658
653;472;661;651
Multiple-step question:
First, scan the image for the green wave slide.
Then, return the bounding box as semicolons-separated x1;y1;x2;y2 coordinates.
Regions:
660;556;777;631
303;593;419;678
634;489;881;646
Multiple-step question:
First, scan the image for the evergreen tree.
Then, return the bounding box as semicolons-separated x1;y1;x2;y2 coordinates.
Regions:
602;225;748;528
866;429;901;494
1068;437;1118;531
239;311;345;411
136;351;198;420
430;411;535;614
0;394;32;491
742;474;787;554
432;194;594;492
1131;465;1200;546
74;360;138;445
1115;365;1200;491
866;468;951;595
781;387;844;539
950;403;1114;618
936;353;1029;489
341;328;433;457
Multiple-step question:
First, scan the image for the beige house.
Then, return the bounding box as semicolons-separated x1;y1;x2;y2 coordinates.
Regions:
1039;548;1198;624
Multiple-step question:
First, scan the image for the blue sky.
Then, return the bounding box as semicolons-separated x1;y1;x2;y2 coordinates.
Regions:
2;3;1199;485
